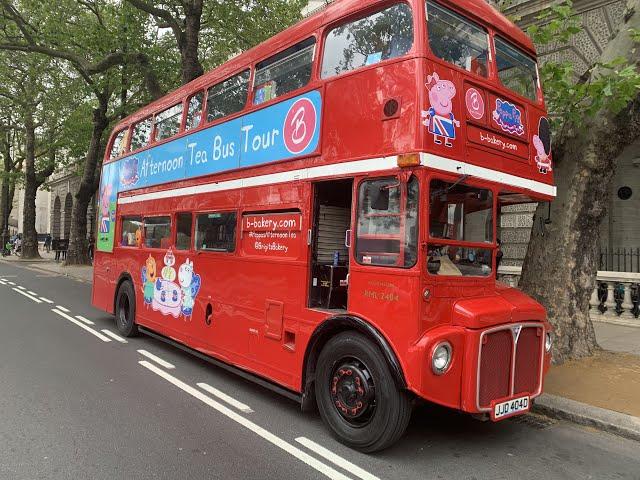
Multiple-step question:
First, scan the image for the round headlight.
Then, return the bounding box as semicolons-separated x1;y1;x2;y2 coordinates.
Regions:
432;342;452;375
545;332;553;353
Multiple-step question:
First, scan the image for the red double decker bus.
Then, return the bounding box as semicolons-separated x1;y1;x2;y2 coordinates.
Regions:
93;0;555;452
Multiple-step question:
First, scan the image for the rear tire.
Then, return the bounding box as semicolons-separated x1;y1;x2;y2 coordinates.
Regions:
315;331;412;452
115;281;138;337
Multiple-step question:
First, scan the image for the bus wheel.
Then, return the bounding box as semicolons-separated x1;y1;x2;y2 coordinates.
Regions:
315;331;411;452
115;281;138;337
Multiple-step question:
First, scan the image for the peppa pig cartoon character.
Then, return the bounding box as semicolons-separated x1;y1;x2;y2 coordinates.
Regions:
178;259;201;319
533;117;552;174
141;255;157;305
422;72;460;147
99;183;113;234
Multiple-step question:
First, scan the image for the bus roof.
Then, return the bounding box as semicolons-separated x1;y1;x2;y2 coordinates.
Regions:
113;0;535;136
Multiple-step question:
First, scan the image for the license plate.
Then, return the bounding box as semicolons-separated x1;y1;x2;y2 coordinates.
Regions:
492;396;529;421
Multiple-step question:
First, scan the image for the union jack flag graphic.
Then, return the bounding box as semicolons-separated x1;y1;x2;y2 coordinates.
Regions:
429;112;456;139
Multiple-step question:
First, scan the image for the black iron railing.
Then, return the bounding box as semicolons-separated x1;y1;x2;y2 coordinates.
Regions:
599;247;640;273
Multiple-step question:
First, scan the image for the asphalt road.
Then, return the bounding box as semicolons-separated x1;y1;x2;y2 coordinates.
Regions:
1;261;639;480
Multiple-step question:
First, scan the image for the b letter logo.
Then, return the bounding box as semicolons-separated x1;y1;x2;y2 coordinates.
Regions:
283;97;317;155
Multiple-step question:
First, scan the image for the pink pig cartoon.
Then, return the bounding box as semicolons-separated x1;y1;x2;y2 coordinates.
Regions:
422;72;460;147
99;183;113;234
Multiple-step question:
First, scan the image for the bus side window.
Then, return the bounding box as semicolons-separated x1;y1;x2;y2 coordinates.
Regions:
144;216;172;249
426;1;489;77
121;216;143;247
253;38;315;105
207;70;250;123
155;104;183;141
131;117;153;151
195;212;236;252
186;92;204;130
109;129;128;160
176;213;193;250
321;4;414;79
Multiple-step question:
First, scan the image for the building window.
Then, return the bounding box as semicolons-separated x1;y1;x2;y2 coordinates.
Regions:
207;70;250;122
495;37;538;101
426;1;488;77
131;118;153;151
195;212;236;252
176;213;193;250
254;38;315;104
322;3;413;78
144;216;171;249
121;216;142;247
155;104;183;141
618;186;633;200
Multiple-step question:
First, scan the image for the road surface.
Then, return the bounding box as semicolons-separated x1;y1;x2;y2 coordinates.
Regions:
0;261;638;480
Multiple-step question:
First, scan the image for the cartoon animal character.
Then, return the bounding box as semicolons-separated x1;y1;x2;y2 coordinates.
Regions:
178;259;201;319
99;183;113;234
141;255;157;305
422;72;460;147
533;117;552;174
161;248;177;281
119;156;139;187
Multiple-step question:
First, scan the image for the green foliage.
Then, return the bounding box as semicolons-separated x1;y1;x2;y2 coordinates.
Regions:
526;1;640;138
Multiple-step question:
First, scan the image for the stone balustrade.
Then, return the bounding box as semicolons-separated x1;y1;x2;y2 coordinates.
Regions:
496;266;640;327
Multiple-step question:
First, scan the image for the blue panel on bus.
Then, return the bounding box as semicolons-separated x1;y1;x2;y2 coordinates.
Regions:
97;90;322;252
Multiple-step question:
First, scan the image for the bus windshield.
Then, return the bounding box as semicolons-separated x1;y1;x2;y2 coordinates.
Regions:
428;179;494;277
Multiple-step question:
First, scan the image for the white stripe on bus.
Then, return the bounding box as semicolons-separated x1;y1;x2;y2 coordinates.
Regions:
117;153;556;206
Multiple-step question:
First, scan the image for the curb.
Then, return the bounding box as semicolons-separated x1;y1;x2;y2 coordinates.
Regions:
0;258;93;284
534;393;640;443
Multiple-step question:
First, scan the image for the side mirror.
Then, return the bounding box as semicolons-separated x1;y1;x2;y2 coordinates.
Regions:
371;187;390;211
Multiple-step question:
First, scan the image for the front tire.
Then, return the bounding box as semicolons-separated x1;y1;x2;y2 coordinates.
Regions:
115;281;138;337
315;331;412;452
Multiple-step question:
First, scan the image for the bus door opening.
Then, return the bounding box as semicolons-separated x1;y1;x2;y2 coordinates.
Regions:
308;179;353;311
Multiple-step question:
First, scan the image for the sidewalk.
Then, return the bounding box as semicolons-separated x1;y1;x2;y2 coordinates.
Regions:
0;248;93;283
535;322;640;442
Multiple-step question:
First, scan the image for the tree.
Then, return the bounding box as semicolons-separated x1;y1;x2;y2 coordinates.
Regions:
0;0;166;264
0;118;23;237
518;1;640;362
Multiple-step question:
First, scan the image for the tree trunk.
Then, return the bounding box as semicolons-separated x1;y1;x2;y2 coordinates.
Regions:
0;137;11;235
180;1;204;84
519;3;640;363
65;97;109;265
21;108;40;259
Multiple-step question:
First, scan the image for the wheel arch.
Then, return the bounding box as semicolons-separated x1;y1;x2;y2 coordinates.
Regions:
301;314;407;411
113;272;134;313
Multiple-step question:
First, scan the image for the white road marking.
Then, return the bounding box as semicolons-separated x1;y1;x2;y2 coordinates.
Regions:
28;290;38;296
101;329;128;343
197;382;254;413
56;305;70;312
139;361;353;480
296;437;380;480
75;315;95;325
0;280;6;285
51;309;111;343
13;288;43;303
39;297;54;304
16;285;26;290
137;349;175;369
7;281;16;285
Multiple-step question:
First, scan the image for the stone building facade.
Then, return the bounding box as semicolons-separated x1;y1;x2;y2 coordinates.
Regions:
47;168;96;241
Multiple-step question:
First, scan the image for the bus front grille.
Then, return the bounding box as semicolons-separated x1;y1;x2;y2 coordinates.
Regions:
477;324;544;410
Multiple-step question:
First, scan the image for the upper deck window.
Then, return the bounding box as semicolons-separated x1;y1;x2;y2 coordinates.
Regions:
426;1;488;77
321;3;413;79
186;92;204;130
109;129;128;160
207;70;250;122
495;37;538;101
254;38;315;105
131;118;152;151
155;104;183;141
